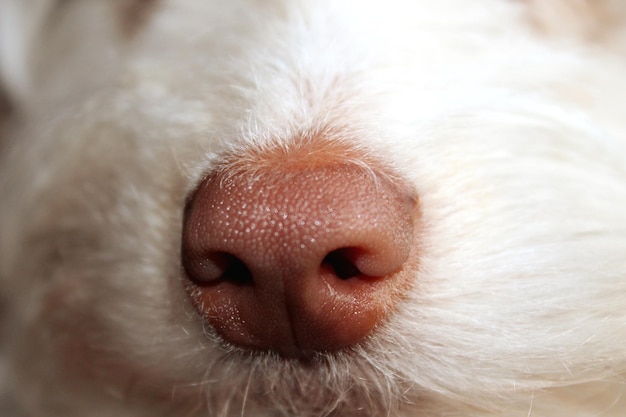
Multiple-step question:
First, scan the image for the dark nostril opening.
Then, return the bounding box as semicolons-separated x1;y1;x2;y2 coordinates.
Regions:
187;252;254;286
322;248;362;280
219;253;254;286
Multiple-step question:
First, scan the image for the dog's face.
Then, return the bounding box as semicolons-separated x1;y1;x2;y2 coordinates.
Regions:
1;1;626;416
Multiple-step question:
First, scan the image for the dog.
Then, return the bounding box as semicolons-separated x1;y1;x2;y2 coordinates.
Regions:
1;0;625;416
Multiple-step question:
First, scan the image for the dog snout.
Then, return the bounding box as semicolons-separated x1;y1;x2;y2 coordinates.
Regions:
181;144;419;358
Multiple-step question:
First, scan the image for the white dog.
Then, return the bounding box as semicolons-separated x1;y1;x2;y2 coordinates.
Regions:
1;1;625;416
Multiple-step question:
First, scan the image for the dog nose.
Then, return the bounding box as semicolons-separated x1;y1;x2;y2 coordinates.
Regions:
182;157;418;358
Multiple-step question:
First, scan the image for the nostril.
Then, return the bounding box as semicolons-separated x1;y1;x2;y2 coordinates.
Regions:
322;248;363;280
220;254;254;286
184;251;254;286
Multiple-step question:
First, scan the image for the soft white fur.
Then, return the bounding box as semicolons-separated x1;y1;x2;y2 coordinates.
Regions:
1;0;626;416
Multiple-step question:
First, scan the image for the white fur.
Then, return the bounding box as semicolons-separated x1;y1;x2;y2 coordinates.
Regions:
1;0;625;416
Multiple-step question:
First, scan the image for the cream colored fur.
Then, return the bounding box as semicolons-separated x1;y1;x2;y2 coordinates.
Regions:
1;0;625;416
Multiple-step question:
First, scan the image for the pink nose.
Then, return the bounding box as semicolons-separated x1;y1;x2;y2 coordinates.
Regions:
182;157;418;358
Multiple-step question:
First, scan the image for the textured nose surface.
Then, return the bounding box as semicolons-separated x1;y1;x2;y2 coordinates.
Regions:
182;161;418;357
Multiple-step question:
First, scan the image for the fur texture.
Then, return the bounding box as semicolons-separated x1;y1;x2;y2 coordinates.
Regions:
1;0;626;416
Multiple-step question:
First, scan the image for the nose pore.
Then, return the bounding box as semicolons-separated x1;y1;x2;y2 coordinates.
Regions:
182;161;418;357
